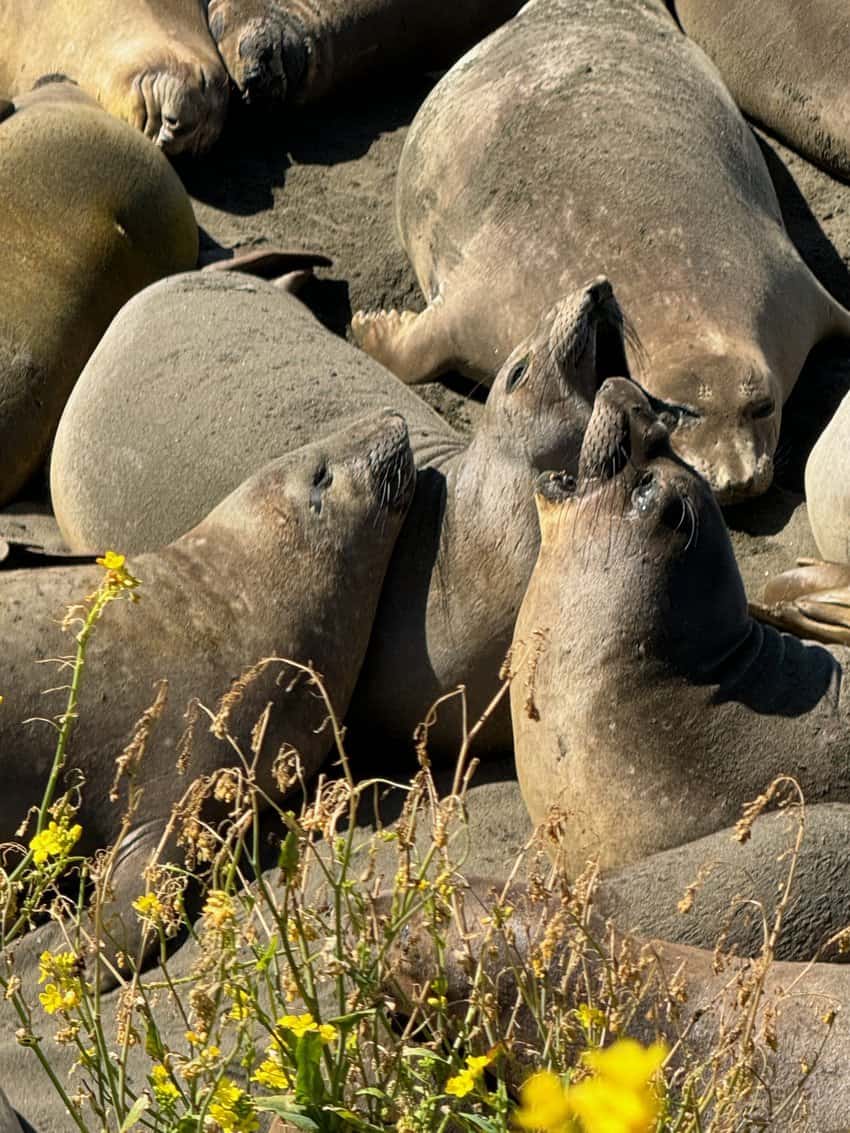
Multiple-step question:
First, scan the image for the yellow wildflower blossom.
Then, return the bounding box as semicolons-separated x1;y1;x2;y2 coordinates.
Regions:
251;1052;291;1090
446;1051;494;1098
514;1071;573;1132
206;1078;258;1133
96;550;141;594
38;951;80;986
203;890;236;928
133;892;164;922
185;1030;207;1046
39;983;80;1015
576;1004;607;1033
571;1040;666;1133
150;1064;180;1106
225;983;252;1022
276;1013;337;1044
29;820;82;866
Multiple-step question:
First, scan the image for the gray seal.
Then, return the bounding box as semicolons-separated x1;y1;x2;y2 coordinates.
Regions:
353;0;850;502
52;271;628;754
673;0;850;181
2;411;413;977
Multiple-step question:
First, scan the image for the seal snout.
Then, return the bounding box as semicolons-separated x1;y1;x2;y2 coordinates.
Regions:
367;414;416;513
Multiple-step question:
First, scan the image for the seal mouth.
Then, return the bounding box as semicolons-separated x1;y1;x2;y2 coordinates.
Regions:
367;415;416;514
551;277;641;400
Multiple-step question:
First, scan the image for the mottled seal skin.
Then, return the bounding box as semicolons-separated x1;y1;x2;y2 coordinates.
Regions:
353;0;850;503
386;879;850;1128
205;0;524;104
52;271;627;754
805;390;850;563
510;378;850;875
0;0;228;155
2;412;414;977
0;83;198;508
672;0;850;181
752;558;850;646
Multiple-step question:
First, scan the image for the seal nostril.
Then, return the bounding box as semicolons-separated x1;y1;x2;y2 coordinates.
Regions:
588;277;613;304
162;114;179;128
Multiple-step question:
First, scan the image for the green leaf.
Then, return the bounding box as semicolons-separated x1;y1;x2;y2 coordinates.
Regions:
459;1115;499;1132
278;829;300;878
294;1032;325;1108
255;933;279;973
118;1095;150;1132
253;1098;319;1130
144;1019;165;1061
324;1106;388;1132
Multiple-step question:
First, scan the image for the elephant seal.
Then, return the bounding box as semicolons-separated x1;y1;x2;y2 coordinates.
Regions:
510;377;850;876
672;0;850;181
805;390;850;562
52;271;628;754
2;411;414;976
385;878;850;1128
352;0;850;503
206;0;524;105
0;1;228;154
751;559;850;646
0;82;198;508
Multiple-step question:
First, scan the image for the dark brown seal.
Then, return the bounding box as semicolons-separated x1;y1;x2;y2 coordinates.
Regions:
0;82;198;507
511;377;850;875
1;412;413;977
0;1;228;154
206;0;524;104
353;0;850;502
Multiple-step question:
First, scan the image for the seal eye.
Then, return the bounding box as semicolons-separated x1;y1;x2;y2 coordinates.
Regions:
631;472;658;515
751;398;775;421
506;355;532;392
309;462;333;514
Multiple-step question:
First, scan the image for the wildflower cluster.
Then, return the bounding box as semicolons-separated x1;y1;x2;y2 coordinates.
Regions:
37;950;89;1017
29;817;82;868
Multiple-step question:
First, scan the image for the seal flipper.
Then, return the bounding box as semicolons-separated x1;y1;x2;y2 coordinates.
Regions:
199;246;332;276
750;590;850;646
351;300;461;385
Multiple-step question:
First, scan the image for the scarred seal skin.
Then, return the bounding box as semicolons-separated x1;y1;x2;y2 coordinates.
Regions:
673;0;850;182
352;0;850;503
0;83;198;507
383;878;850;1127
510;377;850;876
0;0;228;155
1;411;414;980
805;389;850;564
205;0;525;105
52;272;628;754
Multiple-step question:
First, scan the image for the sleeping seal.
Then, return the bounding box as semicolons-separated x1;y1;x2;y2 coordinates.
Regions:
353;0;850;502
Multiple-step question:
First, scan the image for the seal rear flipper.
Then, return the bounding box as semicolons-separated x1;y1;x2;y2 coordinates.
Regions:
351;300;461;385
749;595;850;646
199;246;333;279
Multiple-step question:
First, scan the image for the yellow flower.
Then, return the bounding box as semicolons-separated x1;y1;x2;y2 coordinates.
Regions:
571;1040;666;1133
576;1004;606;1033
251;1054;291;1090
203;890;236;929
225;982;252;1022
185;1030;207;1046
133;892;164;921
446;1051;494;1098
96;550;141;593
276;1013;337;1044
38;951;80;986
29;820;82;866
206;1077;258;1133
514;1071;573;1131
39;983;80;1015
150;1064;180;1106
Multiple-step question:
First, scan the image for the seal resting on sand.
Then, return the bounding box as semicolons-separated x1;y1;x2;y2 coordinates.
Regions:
206;0;524;105
0;81;198;507
1;412;414;979
510;377;850;875
52;272;629;754
672;0;850;181
804;389;850;562
353;0;850;502
0;1;228;154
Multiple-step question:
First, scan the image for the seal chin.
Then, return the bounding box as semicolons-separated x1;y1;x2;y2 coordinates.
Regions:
137;68;227;156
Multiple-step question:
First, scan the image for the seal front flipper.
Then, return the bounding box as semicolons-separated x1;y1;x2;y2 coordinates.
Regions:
351;300;462;385
199;246;333;276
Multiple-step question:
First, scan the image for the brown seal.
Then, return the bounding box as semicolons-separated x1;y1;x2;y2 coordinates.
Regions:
52;272;628;755
1;411;414;977
0;81;198;507
352;0;850;503
0;1;228;154
672;0;850;181
804;389;850;562
510;377;850;876
384;877;850;1127
206;0;524;105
